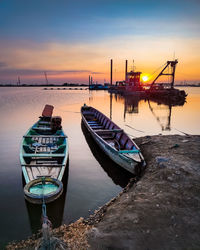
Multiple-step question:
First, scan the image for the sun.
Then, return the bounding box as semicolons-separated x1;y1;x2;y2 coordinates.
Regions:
142;75;149;82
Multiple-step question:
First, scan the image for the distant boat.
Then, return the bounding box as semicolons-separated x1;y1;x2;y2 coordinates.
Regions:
20;104;68;204
89;84;108;90
81;104;145;174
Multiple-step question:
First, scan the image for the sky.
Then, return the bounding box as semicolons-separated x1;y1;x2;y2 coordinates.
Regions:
0;0;199;84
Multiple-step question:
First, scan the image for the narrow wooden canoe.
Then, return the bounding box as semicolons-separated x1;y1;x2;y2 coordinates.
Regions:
81;104;145;174
20;105;68;204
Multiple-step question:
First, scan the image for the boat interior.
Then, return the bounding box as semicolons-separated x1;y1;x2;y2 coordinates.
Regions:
21;104;67;180
82;107;139;153
22;129;66;179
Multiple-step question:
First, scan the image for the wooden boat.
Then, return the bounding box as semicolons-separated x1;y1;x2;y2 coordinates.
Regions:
20;104;68;204
81;104;145;174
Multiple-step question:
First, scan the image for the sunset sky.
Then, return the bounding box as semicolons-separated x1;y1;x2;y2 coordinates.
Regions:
0;0;199;84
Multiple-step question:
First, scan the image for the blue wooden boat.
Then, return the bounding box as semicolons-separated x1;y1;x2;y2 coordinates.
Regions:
81;104;145;174
20;105;68;204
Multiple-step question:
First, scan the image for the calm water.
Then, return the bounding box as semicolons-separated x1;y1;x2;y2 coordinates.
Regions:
0;87;199;247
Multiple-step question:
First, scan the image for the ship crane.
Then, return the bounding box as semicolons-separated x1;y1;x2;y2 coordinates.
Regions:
150;59;178;90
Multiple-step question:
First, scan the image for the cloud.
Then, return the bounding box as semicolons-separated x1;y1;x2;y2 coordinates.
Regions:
0;68;103;76
0;35;199;83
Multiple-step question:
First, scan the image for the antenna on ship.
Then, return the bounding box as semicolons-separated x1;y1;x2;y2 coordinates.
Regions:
44;72;49;85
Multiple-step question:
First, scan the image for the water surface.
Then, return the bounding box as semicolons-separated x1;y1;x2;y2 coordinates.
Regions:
0;86;199;247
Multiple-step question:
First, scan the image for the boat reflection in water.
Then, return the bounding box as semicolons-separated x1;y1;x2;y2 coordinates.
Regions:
81;121;132;188
24;161;69;234
111;93;186;131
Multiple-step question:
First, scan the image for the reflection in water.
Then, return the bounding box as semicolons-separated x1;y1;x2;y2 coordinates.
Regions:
24;162;69;234
81;121;132;188
110;93;186;131
148;100;172;131
147;97;185;131
110;93;113;120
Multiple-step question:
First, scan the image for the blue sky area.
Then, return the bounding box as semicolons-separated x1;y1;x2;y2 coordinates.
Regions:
0;0;199;83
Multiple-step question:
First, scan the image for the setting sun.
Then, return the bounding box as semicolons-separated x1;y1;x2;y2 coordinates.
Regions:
142;75;149;82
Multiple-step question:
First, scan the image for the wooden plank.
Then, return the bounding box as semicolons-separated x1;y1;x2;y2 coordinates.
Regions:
23;153;65;157
22;164;64;167
24;135;66;138
37;175;52;177
33;127;51;131
38;121;51;125
90;126;104;128
95;129;123;133
119;149;140;154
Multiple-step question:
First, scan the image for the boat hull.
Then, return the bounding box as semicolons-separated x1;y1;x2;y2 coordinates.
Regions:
20;110;68;204
81;105;145;174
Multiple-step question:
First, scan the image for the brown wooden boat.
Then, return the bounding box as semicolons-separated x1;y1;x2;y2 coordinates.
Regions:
81;104;145;174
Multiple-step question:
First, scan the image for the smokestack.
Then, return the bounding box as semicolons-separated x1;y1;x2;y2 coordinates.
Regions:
125;60;128;81
91;76;93;85
89;75;91;86
110;59;113;85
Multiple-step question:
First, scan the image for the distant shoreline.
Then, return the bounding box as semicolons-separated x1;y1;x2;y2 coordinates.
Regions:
0;84;200;87
0;84;89;87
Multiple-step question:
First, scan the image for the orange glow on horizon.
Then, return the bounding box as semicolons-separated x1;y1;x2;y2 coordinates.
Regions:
0;37;200;84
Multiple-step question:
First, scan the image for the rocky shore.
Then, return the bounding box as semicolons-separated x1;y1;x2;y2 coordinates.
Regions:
7;135;200;250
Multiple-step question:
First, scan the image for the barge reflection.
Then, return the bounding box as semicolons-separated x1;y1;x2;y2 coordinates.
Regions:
111;93;186;131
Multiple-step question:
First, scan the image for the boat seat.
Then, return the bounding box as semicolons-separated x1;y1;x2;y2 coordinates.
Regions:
88;121;100;125
90;124;103;128
95;129;123;133
23;153;65;158
101;135;115;140
92;126;104;129
33;126;51;131
38;121;51;125
119;149;140;154
41;104;54;118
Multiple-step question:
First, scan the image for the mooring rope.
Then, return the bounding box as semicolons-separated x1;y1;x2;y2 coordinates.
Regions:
125;124;145;133
35;177;66;250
